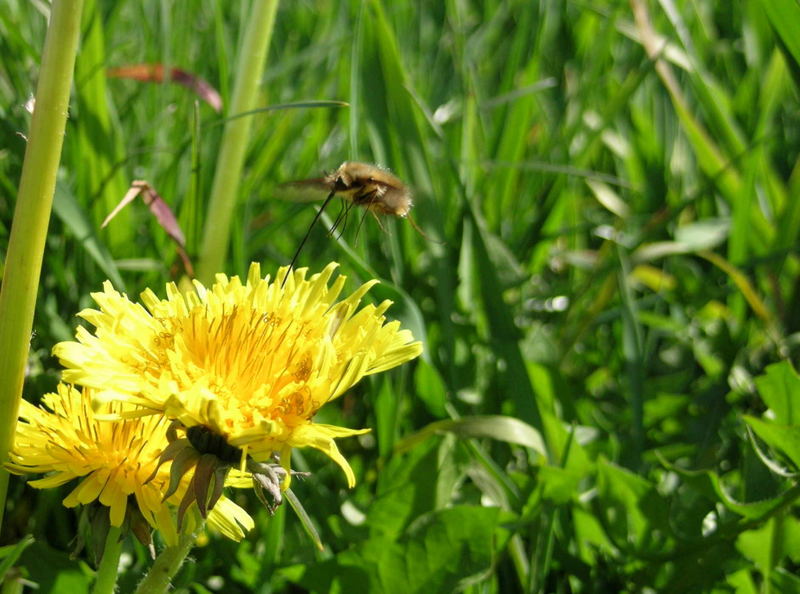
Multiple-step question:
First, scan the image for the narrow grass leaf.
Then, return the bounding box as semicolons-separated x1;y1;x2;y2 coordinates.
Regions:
53;185;123;288
413;360;447;417
284;488;324;552
73;0;130;246
698;250;772;324
759;0;800;70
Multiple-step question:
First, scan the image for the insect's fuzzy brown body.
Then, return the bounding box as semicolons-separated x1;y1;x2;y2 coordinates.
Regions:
285;161;413;217
326;161;412;217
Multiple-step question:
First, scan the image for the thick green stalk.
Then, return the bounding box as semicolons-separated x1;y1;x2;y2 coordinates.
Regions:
92;525;123;594
196;0;279;283
0;0;84;528
134;530;198;594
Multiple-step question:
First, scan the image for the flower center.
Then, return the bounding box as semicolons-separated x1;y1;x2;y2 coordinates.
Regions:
162;304;324;431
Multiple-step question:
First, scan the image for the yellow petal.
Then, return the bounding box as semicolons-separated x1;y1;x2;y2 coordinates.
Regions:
290;423;370;488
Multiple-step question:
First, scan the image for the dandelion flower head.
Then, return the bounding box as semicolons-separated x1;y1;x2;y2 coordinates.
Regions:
54;263;423;486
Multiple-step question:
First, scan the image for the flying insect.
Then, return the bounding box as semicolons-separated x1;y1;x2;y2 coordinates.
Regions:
280;161;417;284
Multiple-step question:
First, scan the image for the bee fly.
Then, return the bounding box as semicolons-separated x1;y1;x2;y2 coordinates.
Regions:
280;161;421;285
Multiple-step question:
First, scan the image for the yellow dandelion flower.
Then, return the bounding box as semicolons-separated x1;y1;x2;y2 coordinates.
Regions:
7;384;253;544
54;263;422;490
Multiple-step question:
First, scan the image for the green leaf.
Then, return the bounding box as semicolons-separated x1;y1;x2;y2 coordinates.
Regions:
370;439;443;538
754;361;800;425
770;568;800;594
20;541;93;593
540;410;593;474
368;506;508;594
737;516;800;574
725;568;759;594
659;453;791;520
413;359;447;417
395;415;547;457
595;459;670;552
572;506;616;561
745;416;800;470
0;535;34;581
295;506;508;594
290;553;373;593
536;465;582;504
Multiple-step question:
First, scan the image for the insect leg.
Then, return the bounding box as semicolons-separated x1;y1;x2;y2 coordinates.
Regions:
352;189;382;243
282;191;336;287
329;198;350;238
335;201;358;240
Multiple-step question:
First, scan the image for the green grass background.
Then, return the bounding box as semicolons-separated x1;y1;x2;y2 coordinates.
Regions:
2;0;800;592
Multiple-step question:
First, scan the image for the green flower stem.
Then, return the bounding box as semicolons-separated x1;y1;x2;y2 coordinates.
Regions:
0;0;84;528
92;525;123;594
196;0;279;283
134;530;198;594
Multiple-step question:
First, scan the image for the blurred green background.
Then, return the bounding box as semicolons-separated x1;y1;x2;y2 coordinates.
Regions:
2;0;800;591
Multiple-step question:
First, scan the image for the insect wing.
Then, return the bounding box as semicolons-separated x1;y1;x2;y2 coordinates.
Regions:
277;178;333;203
